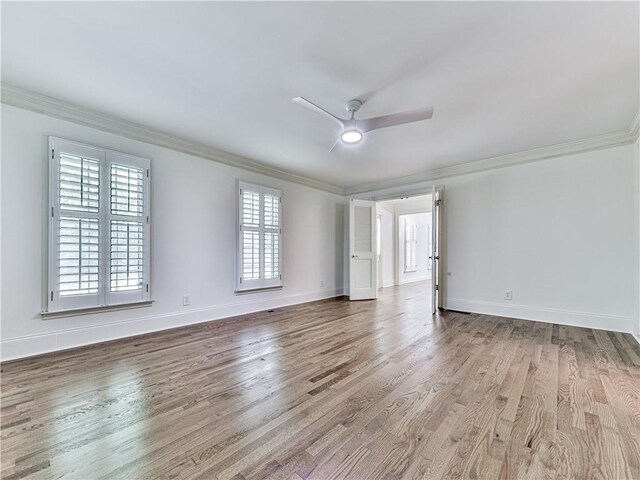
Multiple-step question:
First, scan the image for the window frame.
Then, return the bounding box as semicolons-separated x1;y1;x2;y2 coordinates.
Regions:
236;180;283;293
47;137;151;313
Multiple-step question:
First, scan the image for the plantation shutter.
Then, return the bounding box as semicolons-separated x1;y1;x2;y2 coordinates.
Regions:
241;190;261;281
263;193;280;279
49;140;106;311
48;138;151;313
237;181;282;292
106;151;150;305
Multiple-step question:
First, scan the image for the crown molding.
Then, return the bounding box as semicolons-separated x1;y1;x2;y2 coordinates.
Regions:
344;122;639;196
3;84;637;198
0;84;344;195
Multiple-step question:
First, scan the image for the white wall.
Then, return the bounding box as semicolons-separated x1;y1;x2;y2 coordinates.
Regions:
353;143;637;333
0;105;345;361
398;212;432;285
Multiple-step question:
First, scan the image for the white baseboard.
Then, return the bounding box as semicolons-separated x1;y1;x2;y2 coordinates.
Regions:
444;297;634;334
382;279;395;288
632;333;640;346
399;275;431;285
0;288;344;362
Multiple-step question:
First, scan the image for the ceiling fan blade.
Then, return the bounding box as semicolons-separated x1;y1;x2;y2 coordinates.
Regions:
292;97;345;128
329;137;341;153
360;107;433;133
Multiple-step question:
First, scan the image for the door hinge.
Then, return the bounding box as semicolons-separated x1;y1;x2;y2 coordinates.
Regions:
146;284;149;293
279;197;282;203
51;149;54;159
50;291;54;301
435;199;442;206
146;169;149;178
51;207;54;217
435;284;439;291
146;215;149;224
239;277;243;284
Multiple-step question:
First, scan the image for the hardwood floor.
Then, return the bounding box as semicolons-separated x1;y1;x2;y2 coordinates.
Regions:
2;282;640;480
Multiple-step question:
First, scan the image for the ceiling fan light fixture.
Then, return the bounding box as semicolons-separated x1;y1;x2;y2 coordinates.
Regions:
341;130;363;144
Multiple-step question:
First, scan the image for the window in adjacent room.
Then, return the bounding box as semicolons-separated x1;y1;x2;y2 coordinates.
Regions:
237;181;282;292
47;137;151;312
404;218;418;273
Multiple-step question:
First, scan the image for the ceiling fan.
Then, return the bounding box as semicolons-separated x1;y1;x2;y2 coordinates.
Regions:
292;96;433;150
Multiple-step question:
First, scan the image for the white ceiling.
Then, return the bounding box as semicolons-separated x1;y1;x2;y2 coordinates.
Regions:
2;2;638;190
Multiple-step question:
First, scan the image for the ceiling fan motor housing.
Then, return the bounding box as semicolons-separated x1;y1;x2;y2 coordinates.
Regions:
345;99;363;114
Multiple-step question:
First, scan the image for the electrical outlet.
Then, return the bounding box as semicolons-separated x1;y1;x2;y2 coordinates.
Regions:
183;294;191;306
504;291;513;301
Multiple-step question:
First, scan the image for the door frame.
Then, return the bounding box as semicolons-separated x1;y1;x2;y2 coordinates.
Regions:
372;187;438;203
430;186;443;313
376;213;383;289
371;187;445;311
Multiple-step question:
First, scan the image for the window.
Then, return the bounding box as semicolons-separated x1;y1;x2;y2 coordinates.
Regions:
237;181;282;292
48;137;151;312
404;218;418;272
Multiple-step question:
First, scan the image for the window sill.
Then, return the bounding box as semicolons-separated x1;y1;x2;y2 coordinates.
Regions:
235;286;283;295
42;300;154;319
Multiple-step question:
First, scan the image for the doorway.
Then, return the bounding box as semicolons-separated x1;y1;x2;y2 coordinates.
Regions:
348;188;443;312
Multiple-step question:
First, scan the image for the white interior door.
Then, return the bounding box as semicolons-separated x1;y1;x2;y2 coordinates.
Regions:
349;199;378;300
431;186;443;313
